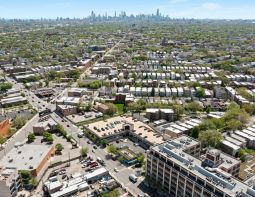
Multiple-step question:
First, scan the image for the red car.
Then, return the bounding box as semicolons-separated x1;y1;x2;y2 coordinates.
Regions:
90;162;98;168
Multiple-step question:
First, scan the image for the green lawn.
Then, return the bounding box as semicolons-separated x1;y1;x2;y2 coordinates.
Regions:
115;104;124;114
99;189;120;197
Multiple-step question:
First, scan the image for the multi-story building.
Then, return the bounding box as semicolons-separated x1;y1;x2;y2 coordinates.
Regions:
146;108;174;122
56;105;78;117
0;168;21;197
146;135;254;197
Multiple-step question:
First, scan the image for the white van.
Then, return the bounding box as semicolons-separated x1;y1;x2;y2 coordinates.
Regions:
129;174;138;183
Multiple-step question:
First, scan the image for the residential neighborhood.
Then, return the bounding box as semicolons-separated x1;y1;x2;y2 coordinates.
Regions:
1;1;255;197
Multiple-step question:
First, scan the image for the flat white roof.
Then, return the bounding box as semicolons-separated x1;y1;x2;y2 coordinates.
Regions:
84;167;107;180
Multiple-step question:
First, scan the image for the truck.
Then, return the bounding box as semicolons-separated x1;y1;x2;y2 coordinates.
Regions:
129;174;138;183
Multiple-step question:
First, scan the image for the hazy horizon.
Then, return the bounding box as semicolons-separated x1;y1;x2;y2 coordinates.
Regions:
0;0;255;20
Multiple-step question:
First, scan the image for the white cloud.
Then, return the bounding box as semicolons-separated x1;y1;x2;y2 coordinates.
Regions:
202;2;221;11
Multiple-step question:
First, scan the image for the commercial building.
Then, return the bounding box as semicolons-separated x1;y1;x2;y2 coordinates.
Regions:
84;167;108;183
33;118;58;135
0;144;55;177
56;97;80;106
84;116;166;149
45;168;107;197
146;136;254;197
0;96;27;107
35;88;55;98
68;88;92;97
56;105;77;117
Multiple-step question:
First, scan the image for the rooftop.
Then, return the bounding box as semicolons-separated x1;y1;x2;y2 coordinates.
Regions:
151;136;254;196
86;116;165;145
56;97;80;105
0;144;53;171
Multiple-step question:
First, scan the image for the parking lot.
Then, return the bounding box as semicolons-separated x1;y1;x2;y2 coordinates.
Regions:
0;107;35;122
67;111;100;124
110;138;148;154
36;156;127;197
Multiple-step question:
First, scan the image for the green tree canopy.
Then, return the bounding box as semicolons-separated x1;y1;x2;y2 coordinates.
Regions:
105;103;118;116
80;146;89;157
12;117;26;129
198;130;223;148
185;101;203;112
27;132;36;143
196;87;206;98
55;143;64;153
107;144;117;154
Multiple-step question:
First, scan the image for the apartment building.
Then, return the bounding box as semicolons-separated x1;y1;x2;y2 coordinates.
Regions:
146;136;254;197
146;108;175;122
0;168;21;197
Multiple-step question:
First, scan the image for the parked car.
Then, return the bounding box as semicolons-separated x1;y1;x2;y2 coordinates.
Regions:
78;132;84;138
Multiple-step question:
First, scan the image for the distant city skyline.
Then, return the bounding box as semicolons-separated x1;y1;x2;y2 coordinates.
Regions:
0;0;255;19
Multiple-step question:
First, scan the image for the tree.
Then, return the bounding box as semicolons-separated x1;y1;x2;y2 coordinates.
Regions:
46;134;53;144
196;87;205;98
56;124;67;137
185;101;203;113
27;133;35;143
242;104;255;115
55;143;64;153
30;177;39;189
0;83;12;92
107;144;117;154
224;103;250;124
43;132;53;144
105;103;117;116
80;146;89;157
137;153;145;166
118;156;125;163
198;130;223;148
91;135;97;143
191;126;200;139
12;117;26;129
172;104;185;120
19;170;31;185
127;99;146;113
225;119;242;130
100;139;108;147
0;136;6;145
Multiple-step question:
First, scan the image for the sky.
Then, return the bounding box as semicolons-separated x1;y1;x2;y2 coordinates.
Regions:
0;0;255;19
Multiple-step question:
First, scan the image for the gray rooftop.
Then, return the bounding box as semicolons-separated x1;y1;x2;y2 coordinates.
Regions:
0;144;53;171
152;136;255;196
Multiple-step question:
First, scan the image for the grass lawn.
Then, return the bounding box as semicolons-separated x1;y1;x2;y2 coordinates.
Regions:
115;104;124;114
99;189;119;197
119;147;137;160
